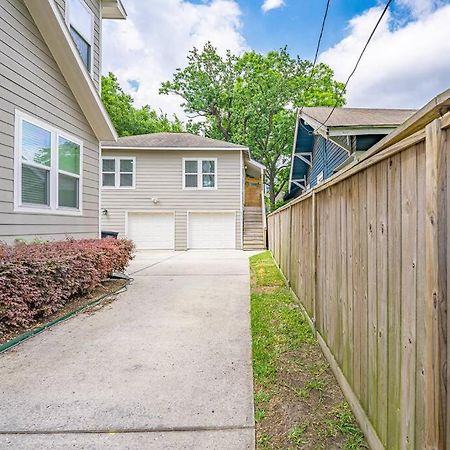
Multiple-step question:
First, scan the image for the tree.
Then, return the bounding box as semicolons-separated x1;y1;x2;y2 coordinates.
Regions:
160;44;345;210
101;73;183;137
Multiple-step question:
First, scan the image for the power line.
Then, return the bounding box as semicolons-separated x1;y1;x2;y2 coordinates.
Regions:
299;0;331;116
316;0;393;131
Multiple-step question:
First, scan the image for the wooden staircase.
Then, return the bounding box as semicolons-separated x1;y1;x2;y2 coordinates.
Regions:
243;207;266;250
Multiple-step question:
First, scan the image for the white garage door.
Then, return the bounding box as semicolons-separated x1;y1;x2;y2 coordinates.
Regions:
127;212;174;249
189;212;236;249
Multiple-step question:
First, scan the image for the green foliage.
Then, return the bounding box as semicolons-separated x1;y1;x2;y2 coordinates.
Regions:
102;73;183;137
161;43;345;209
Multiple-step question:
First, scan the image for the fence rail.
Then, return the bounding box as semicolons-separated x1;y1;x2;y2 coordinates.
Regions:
268;104;449;449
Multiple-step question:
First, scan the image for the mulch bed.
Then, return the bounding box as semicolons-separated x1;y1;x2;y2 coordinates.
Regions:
0;279;128;347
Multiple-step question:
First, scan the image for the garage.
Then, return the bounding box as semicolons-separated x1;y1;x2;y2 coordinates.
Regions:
127;212;175;250
188;212;236;249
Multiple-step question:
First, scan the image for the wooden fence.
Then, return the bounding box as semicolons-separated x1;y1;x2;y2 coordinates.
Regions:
268;97;449;449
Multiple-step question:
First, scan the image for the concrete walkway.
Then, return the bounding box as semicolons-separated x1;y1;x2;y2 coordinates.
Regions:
0;250;255;449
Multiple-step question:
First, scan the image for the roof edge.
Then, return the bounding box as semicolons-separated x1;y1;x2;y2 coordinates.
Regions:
358;87;450;159
101;145;248;151
24;0;118;141
102;0;127;19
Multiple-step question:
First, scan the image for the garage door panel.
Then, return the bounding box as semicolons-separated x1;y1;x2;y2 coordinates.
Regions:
128;212;174;250
189;212;236;249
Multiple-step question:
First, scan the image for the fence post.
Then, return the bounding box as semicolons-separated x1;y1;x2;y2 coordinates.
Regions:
425;118;447;448
312;191;317;328
287;204;292;285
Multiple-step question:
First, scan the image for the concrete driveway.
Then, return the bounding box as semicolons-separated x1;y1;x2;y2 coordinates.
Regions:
0;250;255;449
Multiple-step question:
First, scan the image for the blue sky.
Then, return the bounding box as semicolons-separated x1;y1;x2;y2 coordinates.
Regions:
102;0;450;118
238;0;375;58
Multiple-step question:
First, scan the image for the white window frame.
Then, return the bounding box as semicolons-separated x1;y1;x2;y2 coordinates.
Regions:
316;171;324;185
14;110;83;216
101;157;136;189
65;0;94;76
182;158;218;190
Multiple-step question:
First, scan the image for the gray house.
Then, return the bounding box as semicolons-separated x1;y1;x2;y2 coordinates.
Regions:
101;133;266;250
0;0;126;243
285;107;416;200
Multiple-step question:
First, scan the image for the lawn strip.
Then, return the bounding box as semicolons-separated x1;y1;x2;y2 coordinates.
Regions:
250;251;366;449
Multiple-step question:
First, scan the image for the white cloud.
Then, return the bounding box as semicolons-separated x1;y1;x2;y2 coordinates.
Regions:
261;0;285;13
102;0;246;119
319;2;450;109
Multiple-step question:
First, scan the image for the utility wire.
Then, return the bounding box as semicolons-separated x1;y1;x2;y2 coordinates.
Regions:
298;0;331;117
316;0;393;131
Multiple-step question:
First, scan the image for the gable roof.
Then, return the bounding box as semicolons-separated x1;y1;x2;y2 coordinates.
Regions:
102;132;248;150
23;0;121;141
301;107;416;130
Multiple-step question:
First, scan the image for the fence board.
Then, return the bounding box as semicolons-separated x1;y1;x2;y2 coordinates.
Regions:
268;113;449;448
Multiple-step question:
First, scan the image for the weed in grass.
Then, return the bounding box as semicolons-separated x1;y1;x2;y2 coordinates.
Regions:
255;390;272;404
255;408;266;423
257;432;273;450
322;402;367;449
288;423;308;446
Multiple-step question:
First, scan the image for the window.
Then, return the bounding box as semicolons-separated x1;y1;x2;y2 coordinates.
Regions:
102;157;135;189
67;0;93;72
14;111;82;214
183;159;217;189
316;171;324;185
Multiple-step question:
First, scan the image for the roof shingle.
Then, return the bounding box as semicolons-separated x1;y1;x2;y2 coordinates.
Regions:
301;107;417;128
102;132;247;149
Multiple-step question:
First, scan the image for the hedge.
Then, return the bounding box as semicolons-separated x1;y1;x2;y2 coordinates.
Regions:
0;238;134;331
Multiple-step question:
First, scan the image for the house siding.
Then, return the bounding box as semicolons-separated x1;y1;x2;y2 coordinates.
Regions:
307;135;349;188
0;0;100;243
101;149;243;250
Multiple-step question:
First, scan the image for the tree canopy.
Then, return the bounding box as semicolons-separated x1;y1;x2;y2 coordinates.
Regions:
101;73;183;137
160;43;345;209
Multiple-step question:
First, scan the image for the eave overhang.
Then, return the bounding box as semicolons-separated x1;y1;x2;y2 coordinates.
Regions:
23;0;118;142
102;0;127;19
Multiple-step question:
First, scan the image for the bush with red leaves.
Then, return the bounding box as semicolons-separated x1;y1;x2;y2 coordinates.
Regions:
0;239;134;331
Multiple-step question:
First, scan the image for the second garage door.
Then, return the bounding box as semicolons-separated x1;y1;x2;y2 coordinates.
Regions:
127;212;175;250
188;212;236;249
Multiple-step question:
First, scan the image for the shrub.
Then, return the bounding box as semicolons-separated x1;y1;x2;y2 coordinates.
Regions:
0;238;134;331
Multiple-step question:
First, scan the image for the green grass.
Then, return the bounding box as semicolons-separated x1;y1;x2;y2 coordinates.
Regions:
250;251;314;388
322;402;367;449
288;423;308;446
250;251;366;449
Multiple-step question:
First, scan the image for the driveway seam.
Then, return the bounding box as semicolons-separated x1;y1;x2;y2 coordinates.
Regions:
128;252;185;275
0;424;255;435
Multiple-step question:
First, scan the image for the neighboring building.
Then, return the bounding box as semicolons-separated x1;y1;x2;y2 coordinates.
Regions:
0;0;126;243
101;133;266;250
284;107;416;200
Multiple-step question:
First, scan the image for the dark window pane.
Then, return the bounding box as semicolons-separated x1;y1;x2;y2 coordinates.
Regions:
102;159;115;172
185;160;197;173
58;173;79;208
120;173;133;187
120;159;133;173
185;174;198;188
102;173;115;187
202;174;215;188
22;121;51;167
22;164;50;205
70;26;91;71
58;137;80;174
202;160;215;173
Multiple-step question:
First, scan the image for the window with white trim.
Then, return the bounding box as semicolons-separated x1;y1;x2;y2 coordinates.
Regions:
183;159;216;189
15;112;82;214
102;157;135;189
67;0;93;72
